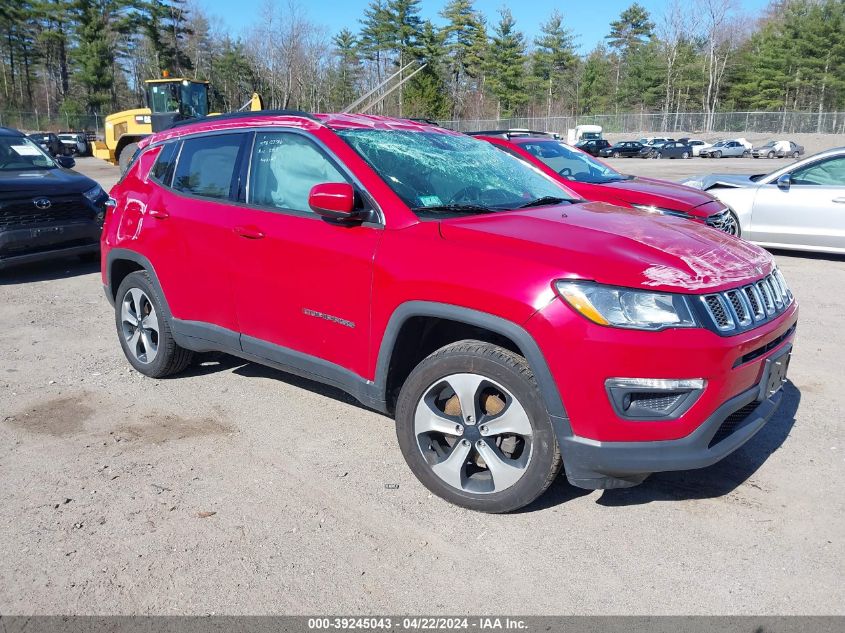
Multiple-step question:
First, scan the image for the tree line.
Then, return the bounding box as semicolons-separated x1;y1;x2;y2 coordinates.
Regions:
1;0;844;128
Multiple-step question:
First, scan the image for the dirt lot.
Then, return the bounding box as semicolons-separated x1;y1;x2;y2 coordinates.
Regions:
1;157;843;615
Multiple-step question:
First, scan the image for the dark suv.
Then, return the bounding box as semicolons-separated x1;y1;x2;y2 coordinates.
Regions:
103;113;797;513
0;127;108;269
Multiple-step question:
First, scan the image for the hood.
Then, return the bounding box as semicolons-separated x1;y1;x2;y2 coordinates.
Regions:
682;173;761;190
438;202;773;293
0;167;96;197
597;176;717;213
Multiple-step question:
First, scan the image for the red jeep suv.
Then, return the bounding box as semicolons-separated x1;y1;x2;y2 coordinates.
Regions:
472;131;741;236
102;113;798;513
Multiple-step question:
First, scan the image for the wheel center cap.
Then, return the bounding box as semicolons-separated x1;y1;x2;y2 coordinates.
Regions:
463;425;481;441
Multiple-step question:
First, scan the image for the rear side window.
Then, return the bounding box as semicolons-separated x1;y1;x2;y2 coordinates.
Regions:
150;142;178;185
173;134;244;200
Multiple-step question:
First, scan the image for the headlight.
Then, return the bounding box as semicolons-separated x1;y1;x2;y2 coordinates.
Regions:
83;184;105;203
631;203;692;219
555;281;696;330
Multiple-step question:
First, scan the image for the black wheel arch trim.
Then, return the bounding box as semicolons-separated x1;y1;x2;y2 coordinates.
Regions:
373;301;571;426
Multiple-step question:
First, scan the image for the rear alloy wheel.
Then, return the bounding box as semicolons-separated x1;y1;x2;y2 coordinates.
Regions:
115;271;193;378
395;340;561;513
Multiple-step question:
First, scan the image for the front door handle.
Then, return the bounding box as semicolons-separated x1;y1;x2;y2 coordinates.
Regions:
832;197;845;204
148;209;169;219
234;225;265;240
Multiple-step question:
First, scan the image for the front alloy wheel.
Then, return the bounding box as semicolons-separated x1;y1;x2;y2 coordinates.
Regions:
414;373;533;494
395;340;561;513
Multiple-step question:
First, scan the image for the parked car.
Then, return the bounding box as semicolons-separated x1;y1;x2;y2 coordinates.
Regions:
638;137;675;146
598;141;644;158
58;132;91;156
104;112;797;513
751;140;804;159
699;140;749;158
0;127;108;270
646;141;693;159
472;131;738;234
683;146;845;253
574;138;611;156
685;139;711;157
27;131;64;156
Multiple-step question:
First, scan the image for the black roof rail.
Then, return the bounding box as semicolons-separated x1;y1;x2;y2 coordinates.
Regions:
166;109;320;130
467;129;555;139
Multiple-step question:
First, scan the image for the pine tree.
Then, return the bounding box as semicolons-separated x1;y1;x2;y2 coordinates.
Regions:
579;45;614;114
440;0;486;118
404;20;449;118
485;8;527;119
531;10;577;117
605;2;655;111
331;28;361;110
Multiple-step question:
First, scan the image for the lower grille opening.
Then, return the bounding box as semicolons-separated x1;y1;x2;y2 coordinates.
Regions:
708;402;759;448
626;391;686;415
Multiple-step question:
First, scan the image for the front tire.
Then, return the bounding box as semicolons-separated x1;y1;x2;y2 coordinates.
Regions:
114;271;193;378
714;150;722;159
395;340;561;513
767;151;775;159
612;151;620;158
682;151;690;159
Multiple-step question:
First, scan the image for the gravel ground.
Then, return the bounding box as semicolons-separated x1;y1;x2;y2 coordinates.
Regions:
0;157;843;615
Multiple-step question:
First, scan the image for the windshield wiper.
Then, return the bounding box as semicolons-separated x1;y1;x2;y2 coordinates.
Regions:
517;196;570;209
411;203;495;214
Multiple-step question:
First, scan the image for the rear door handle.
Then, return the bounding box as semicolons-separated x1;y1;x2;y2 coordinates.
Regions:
148;209;169;219
833;197;845;204
234;225;265;240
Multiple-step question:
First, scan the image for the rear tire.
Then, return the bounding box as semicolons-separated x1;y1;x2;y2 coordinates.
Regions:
114;271;193;378
395;340;561;513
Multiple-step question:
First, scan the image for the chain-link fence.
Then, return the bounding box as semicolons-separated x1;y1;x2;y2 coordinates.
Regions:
0;111;104;137
440;111;845;136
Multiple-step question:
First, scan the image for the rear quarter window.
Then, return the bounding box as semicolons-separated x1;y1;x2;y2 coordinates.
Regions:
150;142;178;185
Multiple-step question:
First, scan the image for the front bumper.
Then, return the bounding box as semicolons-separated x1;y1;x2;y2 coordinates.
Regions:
560;345;790;489
0;221;101;270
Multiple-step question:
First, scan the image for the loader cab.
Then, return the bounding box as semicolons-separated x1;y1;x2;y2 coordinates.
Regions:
145;79;209;132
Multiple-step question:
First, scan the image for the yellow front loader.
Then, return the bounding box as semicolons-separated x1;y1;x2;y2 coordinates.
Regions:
92;77;263;170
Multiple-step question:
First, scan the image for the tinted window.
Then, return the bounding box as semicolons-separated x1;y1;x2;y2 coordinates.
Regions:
248;132;347;214
150;142;178;184
173;134;244;199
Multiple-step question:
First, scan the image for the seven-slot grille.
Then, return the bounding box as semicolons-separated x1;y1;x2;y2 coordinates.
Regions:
0;195;91;230
700;270;793;334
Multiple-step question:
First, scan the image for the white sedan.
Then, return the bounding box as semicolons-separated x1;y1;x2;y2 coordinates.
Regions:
682;147;845;254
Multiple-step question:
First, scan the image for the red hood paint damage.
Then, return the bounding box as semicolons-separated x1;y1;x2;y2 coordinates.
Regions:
439;201;773;294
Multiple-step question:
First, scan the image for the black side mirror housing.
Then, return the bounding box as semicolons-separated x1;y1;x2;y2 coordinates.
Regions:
56;155;76;169
776;173;791;191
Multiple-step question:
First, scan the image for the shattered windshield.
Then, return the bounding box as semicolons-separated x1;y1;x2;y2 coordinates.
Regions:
337;129;572;217
519;140;630;184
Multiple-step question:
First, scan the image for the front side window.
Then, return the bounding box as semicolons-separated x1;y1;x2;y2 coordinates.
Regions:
173;133;244;200
790;156;845;186
248;132;348;214
338;130;570;217
0;136;55;170
520;140;630;184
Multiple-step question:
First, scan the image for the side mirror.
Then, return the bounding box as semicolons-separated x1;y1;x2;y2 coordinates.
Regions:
776;174;791;191
308;182;359;221
56;155;75;169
